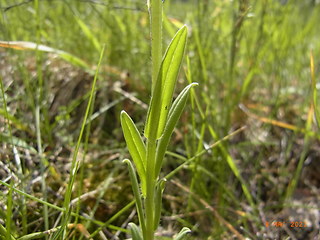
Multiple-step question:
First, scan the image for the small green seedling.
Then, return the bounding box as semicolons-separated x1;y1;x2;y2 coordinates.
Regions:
121;19;197;240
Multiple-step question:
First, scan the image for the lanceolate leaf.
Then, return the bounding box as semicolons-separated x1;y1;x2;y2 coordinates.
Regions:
155;83;198;177
144;25;188;140
120;111;147;195
128;222;144;240
124;161;146;237
173;227;191;240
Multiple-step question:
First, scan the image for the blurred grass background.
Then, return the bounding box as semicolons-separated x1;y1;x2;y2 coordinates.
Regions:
0;0;320;239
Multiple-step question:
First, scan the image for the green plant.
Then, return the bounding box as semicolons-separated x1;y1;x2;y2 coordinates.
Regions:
310;52;320;129
120;2;197;240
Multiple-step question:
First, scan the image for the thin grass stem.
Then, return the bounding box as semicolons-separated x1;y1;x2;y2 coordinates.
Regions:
56;45;105;239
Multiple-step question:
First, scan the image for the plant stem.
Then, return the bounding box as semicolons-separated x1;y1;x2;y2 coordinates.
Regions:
145;1;163;239
145;139;157;240
146;1;163;237
150;0;163;90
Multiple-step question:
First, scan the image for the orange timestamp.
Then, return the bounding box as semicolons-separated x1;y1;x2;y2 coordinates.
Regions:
265;221;308;228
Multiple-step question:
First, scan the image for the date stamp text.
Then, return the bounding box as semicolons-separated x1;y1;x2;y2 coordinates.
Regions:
265;221;308;228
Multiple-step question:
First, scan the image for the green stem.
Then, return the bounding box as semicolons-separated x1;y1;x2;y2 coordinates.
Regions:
145;1;163;239
145;139;157;240
150;0;163;90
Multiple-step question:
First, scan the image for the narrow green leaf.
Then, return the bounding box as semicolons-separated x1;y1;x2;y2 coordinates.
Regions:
310;52;320;129
6;180;14;239
58;52;92;71
168;83;198;120
155;83;198;177
120;111;147;195
0;133;37;153
0;40;92;72
173;227;191;240
123;160;146;237
0;224;16;240
0;180;121;229
128;223;143;240
17;227;61;240
55;45;106;239
75;16;101;52
0;109;32;134
145;25;188;140
154;179;166;231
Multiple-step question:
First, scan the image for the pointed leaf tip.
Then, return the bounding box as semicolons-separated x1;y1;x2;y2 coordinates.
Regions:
120;111;147;196
145;25;188;140
174;227;191;240
155;82;198;176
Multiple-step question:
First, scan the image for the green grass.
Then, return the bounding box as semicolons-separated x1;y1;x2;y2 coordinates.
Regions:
1;0;320;239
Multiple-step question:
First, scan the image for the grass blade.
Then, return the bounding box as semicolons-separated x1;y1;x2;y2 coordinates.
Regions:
285;103;314;201
310;51;320;129
120;111;147;195
6;181;14;240
0;40;91;71
144;25;188;140
0;180;121;230
54;45;105;239
0;109;33;136
17;227;61;240
0;224;16;240
74;16;101;52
